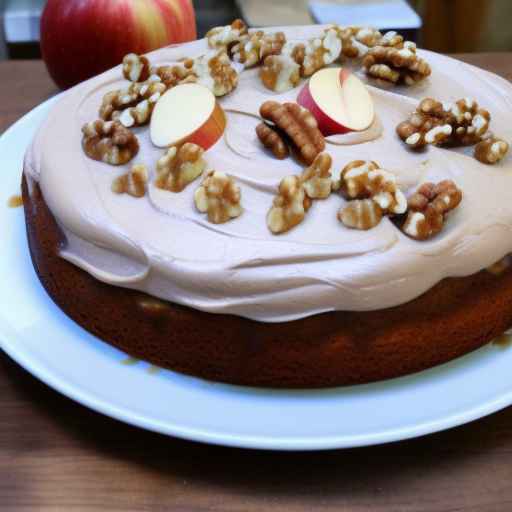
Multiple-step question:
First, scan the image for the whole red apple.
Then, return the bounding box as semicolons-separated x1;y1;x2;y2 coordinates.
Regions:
41;0;196;90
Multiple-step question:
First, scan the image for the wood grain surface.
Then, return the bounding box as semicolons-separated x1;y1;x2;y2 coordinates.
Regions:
2;55;512;512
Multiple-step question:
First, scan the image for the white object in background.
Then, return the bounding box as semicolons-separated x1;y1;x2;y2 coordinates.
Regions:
309;0;422;30
3;0;45;43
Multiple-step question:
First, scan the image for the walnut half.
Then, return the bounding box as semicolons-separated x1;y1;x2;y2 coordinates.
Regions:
260;54;301;93
112;164;149;198
194;171;243;224
340;160;407;215
267;175;311;234
363;45;431;85
82;120;139;165
402;180;462;240
206;19;248;50
338;160;406;231
259;101;325;165
256;122;289;159
474;136;509;164
300;152;333;200
156;143;206;193
122;53;151;83
338;199;383;230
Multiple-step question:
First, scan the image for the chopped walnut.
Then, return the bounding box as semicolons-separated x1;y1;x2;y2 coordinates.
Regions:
299;28;342;77
151;63;196;88
260;54;301;93
332;26;380;59
330;26;412;60
402;180;462;240
99;79;167;127
194;170;242;224
231;30;286;69
256;122;289;159
259;101;325;165
363;45;431;85
338;199;383;230
397;97;491;149
192;50;239;96
449;98;491;145
474;136;509;164
206;19;248;49
300;153;333;199
379;30;406;49
156;143;206;193
396;98;453;149
82;120;139;165
122;53;151;82
340;160;407;215
267;175;311;234
112;163;148;198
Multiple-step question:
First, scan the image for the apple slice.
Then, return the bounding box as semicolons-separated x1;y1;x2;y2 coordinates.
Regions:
150;83;226;150
297;67;374;136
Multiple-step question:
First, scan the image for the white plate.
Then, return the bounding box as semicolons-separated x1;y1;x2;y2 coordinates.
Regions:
2;98;512;451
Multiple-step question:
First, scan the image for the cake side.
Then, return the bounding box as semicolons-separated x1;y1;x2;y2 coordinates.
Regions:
23;174;512;388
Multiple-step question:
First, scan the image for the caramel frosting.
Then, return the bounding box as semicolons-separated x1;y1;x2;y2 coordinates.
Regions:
24;26;512;322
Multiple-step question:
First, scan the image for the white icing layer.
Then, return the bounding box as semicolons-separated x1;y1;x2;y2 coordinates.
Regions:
25;26;512;322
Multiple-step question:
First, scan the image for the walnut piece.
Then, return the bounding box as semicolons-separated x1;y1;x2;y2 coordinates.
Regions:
99;78;167;127
300;153;333;199
156;143;206;193
396;98;453;148
151;62;196;88
82;120;139;165
260;54;301;93
112;163;148;198
267;175;312;234
206;19;248;50
331;26;379;59
402;180;462;240
299;28;342;77
259;101;325;165
194;170;242;224
449;98;491;145
338;199;383;230
330;26;412;60
192;50;239;96
397;97;491;149
474;136;509;164
340;160;407;215
122;53;151;82
256;122;289;159
363;45;431;85
231;30;286;69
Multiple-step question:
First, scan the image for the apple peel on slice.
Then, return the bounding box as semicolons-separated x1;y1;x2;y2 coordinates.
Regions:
151;83;226;150
297;68;374;136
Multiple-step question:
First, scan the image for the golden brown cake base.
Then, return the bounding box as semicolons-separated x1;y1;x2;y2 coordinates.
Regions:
22;174;512;388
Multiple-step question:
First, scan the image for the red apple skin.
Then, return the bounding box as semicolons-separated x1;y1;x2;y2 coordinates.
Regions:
41;0;196;90
297;82;352;137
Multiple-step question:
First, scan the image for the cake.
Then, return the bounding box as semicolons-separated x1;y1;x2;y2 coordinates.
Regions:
22;22;512;388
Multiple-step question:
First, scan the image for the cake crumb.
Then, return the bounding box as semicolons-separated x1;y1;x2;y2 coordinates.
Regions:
7;195;23;208
121;356;139;366
492;334;512;348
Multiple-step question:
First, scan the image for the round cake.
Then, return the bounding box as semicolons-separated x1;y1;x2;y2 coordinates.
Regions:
22;22;512;387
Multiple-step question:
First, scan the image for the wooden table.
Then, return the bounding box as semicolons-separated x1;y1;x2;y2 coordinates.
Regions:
2;54;512;511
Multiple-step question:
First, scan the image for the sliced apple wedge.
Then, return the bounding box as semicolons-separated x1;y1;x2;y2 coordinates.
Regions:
297;67;374;136
150;83;226;150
